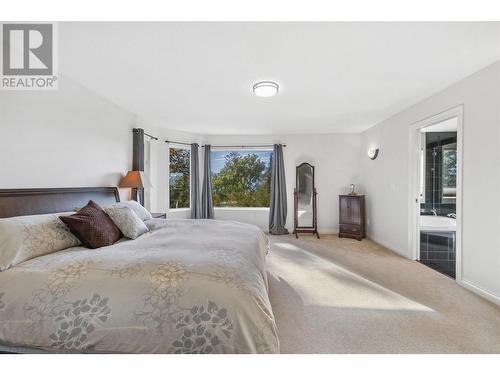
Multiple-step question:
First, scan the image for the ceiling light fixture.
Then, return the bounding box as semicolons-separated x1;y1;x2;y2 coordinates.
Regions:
253;81;279;97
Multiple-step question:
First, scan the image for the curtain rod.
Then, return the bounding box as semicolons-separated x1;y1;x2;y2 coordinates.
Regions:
165;140;194;147
144;133;158;141
202;144;286;148
165;141;286;148
132;128;158;141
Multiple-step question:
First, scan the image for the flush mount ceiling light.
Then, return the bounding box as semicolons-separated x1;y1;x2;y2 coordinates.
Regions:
253;81;279;97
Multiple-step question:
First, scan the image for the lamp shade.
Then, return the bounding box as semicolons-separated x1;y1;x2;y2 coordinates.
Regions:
119;171;152;188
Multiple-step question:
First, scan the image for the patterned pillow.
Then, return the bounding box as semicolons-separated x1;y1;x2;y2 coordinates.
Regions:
104;205;149;239
105;200;153;221
0;212;81;271
59;200;122;249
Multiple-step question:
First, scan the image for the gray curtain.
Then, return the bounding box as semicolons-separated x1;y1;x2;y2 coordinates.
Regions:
269;144;289;234
190;143;202;219
132;128;145;206
201;145;215;219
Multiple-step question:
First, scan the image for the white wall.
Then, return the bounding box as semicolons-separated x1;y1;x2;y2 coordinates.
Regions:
202;133;361;232
359;61;500;303
0;75;139;202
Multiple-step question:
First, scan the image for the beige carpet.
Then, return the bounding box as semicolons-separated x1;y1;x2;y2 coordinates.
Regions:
267;234;500;353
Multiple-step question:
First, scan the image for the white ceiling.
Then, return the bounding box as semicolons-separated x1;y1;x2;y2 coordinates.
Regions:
59;22;500;135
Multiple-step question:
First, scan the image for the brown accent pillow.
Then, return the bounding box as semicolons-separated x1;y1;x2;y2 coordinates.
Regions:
59;200;122;249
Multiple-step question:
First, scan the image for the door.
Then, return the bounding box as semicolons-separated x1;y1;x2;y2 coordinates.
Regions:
340;196;360;225
409;106;463;281
348;197;360;225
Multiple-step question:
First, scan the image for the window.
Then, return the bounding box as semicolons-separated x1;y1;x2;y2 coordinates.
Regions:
169;147;190;209
211;150;272;207
419;141;425;203
441;143;457;202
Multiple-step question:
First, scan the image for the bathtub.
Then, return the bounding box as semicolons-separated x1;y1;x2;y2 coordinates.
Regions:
420;215;456;232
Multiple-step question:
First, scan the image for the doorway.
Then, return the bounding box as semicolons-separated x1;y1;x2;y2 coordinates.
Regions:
409;106;463;280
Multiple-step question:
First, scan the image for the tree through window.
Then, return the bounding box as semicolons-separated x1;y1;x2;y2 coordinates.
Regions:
211;150;272;207
169;147;190;209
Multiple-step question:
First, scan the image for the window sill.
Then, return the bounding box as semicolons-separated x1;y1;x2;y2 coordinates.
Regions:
169;208;190;212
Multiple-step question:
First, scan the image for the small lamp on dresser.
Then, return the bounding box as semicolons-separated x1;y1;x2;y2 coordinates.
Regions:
119;170;152;206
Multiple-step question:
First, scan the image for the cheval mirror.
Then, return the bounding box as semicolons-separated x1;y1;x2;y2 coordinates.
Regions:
293;162;319;239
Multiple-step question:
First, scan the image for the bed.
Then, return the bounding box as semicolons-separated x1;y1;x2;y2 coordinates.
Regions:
0;188;279;354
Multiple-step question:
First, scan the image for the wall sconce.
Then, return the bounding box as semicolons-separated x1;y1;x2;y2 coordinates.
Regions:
367;147;379;160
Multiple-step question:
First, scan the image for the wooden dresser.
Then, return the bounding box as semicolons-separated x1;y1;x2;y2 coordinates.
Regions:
338;195;366;241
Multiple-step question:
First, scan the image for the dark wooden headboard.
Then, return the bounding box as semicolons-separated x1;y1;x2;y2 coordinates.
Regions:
0;187;120;218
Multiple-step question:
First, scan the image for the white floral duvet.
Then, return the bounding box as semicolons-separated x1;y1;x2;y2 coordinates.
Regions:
0;219;279;353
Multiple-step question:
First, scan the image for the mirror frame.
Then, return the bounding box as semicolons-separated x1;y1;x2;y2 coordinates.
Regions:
293;162;320;239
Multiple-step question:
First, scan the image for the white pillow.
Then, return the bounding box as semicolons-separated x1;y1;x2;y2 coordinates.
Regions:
0;213;81;271
104;206;149;239
106;200;153;221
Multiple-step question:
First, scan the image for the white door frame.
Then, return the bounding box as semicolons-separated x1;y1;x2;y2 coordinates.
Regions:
408;105;464;281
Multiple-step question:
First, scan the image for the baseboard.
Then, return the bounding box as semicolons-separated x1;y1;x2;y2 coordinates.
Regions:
366;232;410;258
284;227;338;235
318;227;338;235
458;278;500;306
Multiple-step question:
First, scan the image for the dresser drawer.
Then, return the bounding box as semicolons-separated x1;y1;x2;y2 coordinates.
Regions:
340;224;361;234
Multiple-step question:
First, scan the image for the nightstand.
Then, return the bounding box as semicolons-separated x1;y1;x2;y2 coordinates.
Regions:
151;213;167;219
